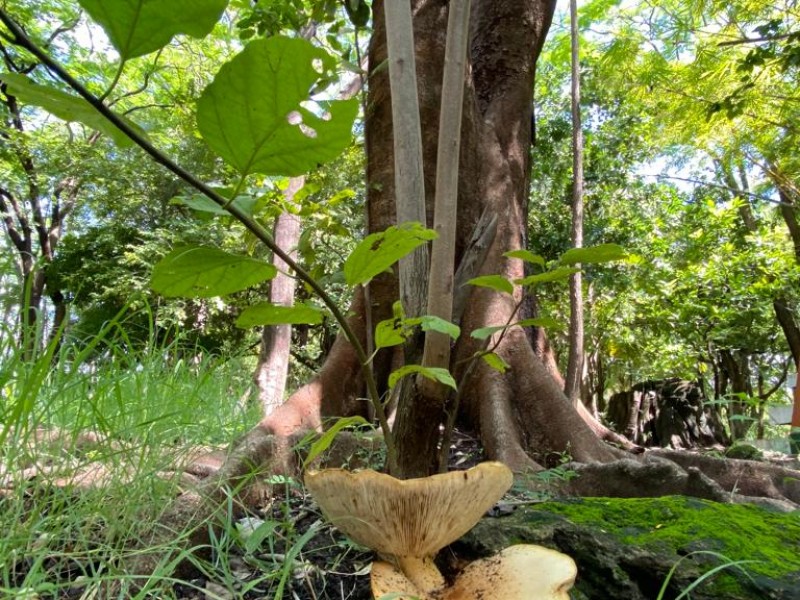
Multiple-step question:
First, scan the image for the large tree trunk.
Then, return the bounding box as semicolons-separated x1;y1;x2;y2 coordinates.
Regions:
255;0;622;478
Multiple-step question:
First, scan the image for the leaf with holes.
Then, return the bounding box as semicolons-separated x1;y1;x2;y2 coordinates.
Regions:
151;246;276;298
198;36;358;177
79;0;228;60
344;222;437;286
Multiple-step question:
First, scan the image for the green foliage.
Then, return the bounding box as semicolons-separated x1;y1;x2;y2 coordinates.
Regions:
0;72;136;146
151;246;277;298
197;36;358;178
388;365;457;391
78;0;228;60
343;222;438;286
236;302;324;327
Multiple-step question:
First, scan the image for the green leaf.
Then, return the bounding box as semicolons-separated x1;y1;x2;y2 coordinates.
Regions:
79;0;228;60
517;316;562;329
470;325;506;340
374;318;407;349
388;365;457;390
467;275;514;295
301;416;369;470
515;267;580;286
415;316;460;340
559;243;626;266
197;36;358;177
236;302;324;328
481;352;509;373
503;249;546;267
0;72;137;147
471;317;560;340
344;222;437;286
171;194;259;217
151;246;276;298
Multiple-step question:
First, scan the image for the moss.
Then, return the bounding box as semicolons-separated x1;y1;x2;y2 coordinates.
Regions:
534;496;800;581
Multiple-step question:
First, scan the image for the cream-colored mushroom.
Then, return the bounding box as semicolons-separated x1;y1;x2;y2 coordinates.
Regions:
305;462;577;600
370;545;577;600
305;462;513;593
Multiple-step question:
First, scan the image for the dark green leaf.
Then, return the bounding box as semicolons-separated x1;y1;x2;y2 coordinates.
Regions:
151;246;276;298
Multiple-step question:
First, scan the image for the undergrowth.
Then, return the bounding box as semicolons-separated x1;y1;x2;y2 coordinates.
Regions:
0;307;298;598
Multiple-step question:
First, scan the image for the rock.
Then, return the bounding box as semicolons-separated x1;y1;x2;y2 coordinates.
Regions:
453;496;800;600
726;443;764;461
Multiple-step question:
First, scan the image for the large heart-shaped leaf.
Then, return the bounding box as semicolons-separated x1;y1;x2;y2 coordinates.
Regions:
151;246;276;298
0;72;138;146
79;0;228;60
197;36;358;177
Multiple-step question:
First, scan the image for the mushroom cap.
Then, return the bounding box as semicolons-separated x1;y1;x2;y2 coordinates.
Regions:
447;545;577;600
304;462;513;558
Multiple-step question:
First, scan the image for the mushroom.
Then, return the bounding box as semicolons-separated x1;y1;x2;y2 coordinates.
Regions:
305;462;577;599
305;462;513;593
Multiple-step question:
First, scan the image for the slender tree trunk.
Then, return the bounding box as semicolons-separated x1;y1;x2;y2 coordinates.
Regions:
253;179;303;416
564;0;584;406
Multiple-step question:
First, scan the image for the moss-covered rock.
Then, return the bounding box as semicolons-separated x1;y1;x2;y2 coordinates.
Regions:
456;496;800;599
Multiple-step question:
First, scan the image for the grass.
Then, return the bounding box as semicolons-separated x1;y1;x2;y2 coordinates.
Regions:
0;308;299;598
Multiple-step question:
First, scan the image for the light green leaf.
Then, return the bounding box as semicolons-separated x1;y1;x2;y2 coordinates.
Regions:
481;352;509;373
374;318;407;349
416;316;460;340
301;416;369;470
344;222;437;286
467;275;514;295
388;365;457;390
0;72;137;146
171;194;259;217
236;302;324;328
79;0;228;60
151;246;276;298
470;325;506;340
503;249;546;267
559;243;626;266
515;267;580;286
198;36;358;177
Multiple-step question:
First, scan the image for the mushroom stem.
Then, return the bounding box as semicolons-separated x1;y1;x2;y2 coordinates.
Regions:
395;555;446;593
